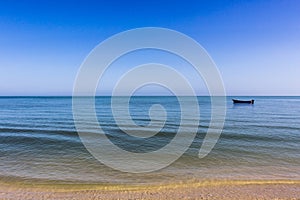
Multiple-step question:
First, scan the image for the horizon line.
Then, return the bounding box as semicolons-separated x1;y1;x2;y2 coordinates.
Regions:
0;95;299;97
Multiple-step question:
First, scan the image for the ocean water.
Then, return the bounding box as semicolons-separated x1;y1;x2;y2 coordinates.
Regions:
0;96;299;184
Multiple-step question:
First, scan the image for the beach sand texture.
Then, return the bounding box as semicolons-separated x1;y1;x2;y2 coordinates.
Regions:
1;180;299;200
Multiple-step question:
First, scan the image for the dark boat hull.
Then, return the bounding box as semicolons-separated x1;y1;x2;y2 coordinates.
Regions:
232;99;254;104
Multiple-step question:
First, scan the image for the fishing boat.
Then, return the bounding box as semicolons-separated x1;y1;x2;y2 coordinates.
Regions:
232;99;254;104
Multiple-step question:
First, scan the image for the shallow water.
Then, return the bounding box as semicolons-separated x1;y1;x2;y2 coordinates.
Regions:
0;96;299;184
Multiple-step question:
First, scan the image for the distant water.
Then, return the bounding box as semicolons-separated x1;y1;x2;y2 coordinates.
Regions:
0;96;299;184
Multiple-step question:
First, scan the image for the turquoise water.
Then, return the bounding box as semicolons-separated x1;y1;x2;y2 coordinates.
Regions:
0;96;299;184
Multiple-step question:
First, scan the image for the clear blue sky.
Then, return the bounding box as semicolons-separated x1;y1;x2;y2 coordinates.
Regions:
0;0;299;96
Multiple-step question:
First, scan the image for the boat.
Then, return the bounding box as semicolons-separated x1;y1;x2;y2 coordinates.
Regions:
232;99;254;104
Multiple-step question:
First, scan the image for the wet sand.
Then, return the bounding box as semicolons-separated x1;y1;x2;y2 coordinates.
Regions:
1;180;299;200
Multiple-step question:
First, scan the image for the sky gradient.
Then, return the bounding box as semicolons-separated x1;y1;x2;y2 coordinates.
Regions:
0;0;299;96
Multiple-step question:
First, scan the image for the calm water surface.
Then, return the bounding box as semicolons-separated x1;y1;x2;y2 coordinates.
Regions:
0;96;299;184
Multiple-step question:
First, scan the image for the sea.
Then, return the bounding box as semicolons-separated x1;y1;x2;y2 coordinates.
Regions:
0;96;299;185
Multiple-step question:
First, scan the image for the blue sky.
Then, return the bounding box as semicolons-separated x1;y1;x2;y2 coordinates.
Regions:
0;0;299;95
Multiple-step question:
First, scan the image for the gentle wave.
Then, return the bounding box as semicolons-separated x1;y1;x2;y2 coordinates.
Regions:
0;96;299;183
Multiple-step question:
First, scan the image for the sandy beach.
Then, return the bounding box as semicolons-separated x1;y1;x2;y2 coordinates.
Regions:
1;180;299;200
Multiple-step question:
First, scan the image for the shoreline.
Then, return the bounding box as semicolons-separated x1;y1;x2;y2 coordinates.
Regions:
1;179;300;200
